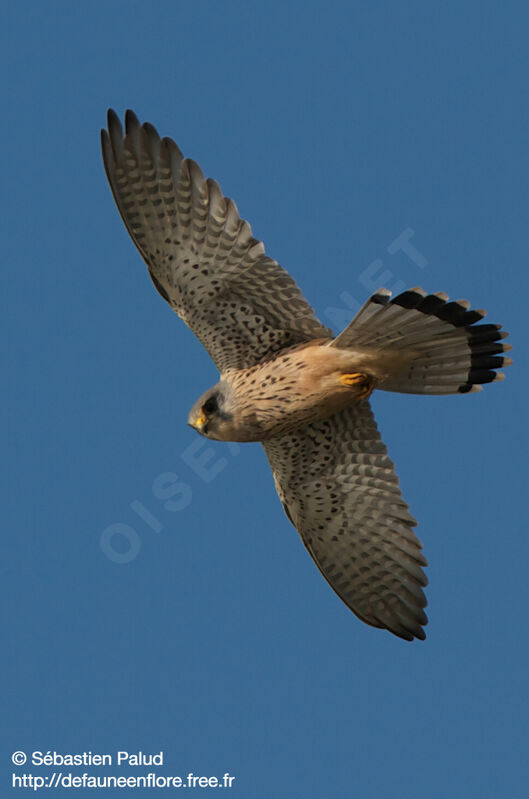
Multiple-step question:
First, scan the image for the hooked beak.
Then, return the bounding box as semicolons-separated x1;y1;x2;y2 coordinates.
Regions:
188;413;207;433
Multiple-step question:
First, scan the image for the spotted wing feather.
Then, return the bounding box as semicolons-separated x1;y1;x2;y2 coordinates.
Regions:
101;110;331;372
263;401;428;641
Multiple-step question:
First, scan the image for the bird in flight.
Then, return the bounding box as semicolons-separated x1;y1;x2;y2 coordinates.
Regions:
101;110;511;641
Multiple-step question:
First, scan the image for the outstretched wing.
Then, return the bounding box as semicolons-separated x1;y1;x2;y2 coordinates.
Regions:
263;401;428;641
101;110;332;373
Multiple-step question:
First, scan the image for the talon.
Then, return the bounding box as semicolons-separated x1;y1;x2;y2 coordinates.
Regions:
340;372;375;399
340;372;365;386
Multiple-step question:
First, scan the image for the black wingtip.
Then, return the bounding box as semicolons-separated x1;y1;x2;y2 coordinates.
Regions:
391;289;426;310
370;290;391;306
466;368;498;385
393;626;427;642
434;300;471;324
454;309;486;327
470;355;507;370
416;294;447;314
467;324;504;344
106;108;121;132
142;120;161;141
124;108;141;133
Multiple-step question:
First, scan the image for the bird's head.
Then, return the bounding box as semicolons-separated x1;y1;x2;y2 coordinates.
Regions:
188;381;238;441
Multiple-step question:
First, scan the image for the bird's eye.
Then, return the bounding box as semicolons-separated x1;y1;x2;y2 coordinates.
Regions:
203;396;218;415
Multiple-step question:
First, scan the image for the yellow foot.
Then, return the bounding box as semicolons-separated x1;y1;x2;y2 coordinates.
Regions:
339;372;375;399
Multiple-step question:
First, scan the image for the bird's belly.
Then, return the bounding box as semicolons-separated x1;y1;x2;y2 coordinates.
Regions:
226;343;374;440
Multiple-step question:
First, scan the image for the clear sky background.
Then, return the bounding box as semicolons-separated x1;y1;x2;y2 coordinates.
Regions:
3;2;529;796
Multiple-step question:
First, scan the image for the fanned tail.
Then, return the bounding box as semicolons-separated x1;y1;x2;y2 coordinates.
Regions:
332;287;512;395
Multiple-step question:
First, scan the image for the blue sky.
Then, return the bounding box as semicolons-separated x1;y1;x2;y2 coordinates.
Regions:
3;1;529;796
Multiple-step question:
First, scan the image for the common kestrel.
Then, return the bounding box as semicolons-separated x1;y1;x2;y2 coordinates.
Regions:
101;110;511;641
